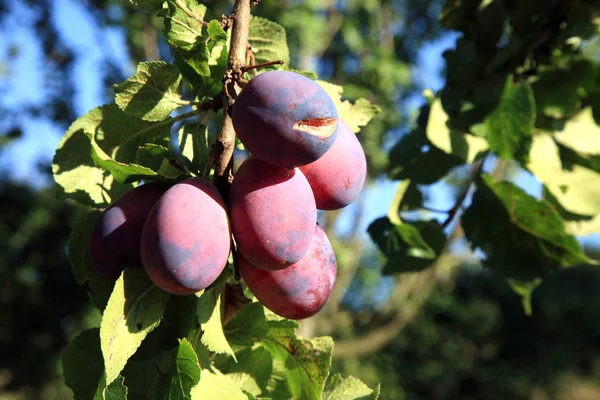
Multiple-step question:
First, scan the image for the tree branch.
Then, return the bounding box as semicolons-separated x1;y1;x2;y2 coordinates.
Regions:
331;158;492;360
210;0;252;199
442;158;485;228
332;226;467;360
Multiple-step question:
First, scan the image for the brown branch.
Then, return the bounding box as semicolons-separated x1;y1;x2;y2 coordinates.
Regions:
331;157;499;360
332;227;467;360
210;0;252;199
442;158;485;228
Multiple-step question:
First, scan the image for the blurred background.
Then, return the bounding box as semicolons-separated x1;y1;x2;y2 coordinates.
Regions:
2;0;600;399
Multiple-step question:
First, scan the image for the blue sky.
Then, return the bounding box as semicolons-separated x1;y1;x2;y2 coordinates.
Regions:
0;0;133;187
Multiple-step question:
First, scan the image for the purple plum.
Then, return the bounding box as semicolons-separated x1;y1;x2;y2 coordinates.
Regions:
239;223;337;320
232;70;339;168
140;177;231;295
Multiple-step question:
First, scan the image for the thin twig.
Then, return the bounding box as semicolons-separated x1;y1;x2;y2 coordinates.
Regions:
241;60;285;72
442;158;485;228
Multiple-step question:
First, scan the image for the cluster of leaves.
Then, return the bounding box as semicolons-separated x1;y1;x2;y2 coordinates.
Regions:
54;0;381;398
368;0;600;310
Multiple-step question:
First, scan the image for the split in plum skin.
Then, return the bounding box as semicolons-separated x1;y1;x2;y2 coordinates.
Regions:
140;177;231;295
232;70;339;169
229;155;317;271
299;119;367;210
238;223;337;320
88;182;170;281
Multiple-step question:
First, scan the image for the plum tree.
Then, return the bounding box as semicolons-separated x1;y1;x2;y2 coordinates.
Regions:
88;182;169;281
300;119;367;210
140;177;231;295
232;70;339;168
238;223;337;320
229;155;317;270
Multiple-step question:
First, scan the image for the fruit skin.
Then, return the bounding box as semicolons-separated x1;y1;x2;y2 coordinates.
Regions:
88;182;169;281
141;177;231;295
232;70;339;168
300;119;367;210
239;224;337;320
230;155;316;270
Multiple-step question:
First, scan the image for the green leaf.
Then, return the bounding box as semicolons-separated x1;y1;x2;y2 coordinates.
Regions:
388;123;462;184
316;80;381;133
114;61;184;122
368;179;447;273
84;130;162;184
397;181;424;212
528;132;600;216
426;99;488;163
62;328;104;400
485;78;535;162
178;124;209;175
53;116;133;207
53;104;174;201
128;0;164;12
135;143;173;172
249;16;290;69
531;62;591;119
216;347;273;398
553;107;600;155
368;217;446;274
224;302;269;347
462;175;590;280
565;214;600;236
100;268;170;386
121;349;175;398
94;374;128;400
163;0;208;53
179;20;229;97
68;210;101;285
196;284;236;360
190;369;247;400
67;210;115;309
323;374;381;400
167;339;201;400
260;320;333;400
207;19;228;43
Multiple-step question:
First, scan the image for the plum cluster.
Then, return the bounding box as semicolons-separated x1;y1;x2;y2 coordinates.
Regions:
88;70;367;320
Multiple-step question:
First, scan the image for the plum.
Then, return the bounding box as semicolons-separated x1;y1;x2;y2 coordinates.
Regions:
229;155;316;270
88;182;169;281
239;224;337;320
299;119;367;210
232;70;339;168
140;177;231;295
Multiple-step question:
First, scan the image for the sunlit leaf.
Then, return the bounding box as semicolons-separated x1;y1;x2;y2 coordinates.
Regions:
114;61;184;122
100;269;170;385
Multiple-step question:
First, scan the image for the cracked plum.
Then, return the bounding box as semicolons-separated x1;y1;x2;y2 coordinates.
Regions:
88;182;169;281
232;70;339;168
300;119;367;210
239;223;337;320
229;155;316;270
140;177;231;295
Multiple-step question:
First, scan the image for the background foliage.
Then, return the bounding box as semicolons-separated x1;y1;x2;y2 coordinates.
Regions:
2;0;600;399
